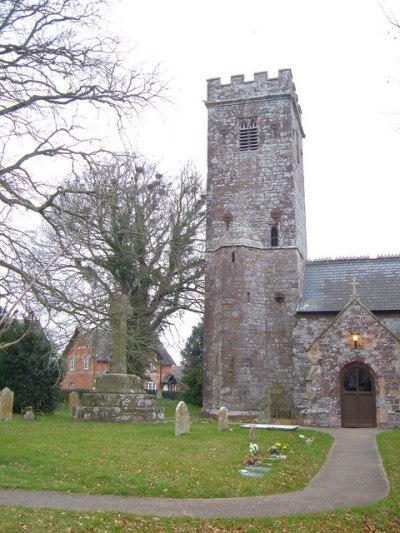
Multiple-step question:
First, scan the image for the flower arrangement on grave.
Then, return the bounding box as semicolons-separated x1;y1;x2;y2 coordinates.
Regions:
269;442;288;459
243;442;262;466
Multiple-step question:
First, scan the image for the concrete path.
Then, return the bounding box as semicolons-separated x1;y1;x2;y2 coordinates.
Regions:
0;428;389;519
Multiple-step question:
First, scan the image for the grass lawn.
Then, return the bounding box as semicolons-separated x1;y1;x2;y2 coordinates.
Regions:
0;402;330;499
0;401;399;531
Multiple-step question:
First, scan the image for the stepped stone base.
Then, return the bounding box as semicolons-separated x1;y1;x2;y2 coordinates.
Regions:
73;374;164;423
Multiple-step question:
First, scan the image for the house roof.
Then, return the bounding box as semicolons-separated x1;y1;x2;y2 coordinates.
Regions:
85;329;112;362
65;327;175;366
63;328;112;362
156;342;176;366
298;255;400;313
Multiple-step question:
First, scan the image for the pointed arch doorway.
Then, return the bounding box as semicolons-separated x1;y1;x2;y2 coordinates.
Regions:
340;363;376;428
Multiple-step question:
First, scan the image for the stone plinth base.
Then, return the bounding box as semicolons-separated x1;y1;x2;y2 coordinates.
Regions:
74;390;164;424
95;373;143;393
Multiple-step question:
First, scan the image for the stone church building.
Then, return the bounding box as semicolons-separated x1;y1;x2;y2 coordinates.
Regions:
201;69;400;428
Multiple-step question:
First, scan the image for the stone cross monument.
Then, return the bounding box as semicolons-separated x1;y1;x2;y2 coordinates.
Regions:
94;293;141;393
110;293;133;374
73;292;163;423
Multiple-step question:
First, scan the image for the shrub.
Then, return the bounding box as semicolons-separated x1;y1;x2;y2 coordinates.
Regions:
0;316;62;413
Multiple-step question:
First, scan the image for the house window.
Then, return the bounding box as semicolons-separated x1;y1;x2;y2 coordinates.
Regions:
170;384;176;391
271;226;279;247
239;118;258;151
69;356;75;371
149;361;156;373
146;381;156;391
83;356;89;371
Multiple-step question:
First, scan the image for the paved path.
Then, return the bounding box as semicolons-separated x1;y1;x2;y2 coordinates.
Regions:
0;428;389;519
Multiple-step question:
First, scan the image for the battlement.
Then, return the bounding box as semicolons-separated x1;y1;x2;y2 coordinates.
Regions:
207;69;300;110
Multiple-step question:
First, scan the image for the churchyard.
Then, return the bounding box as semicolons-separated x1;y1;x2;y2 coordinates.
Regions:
0;400;399;531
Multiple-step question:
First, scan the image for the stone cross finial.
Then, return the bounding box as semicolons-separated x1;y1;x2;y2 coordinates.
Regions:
110;293;133;374
351;277;360;301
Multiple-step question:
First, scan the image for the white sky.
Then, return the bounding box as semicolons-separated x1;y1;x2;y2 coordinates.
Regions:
109;0;400;357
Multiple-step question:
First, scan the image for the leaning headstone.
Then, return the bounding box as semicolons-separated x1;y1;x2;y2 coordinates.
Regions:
0;387;14;421
175;401;190;436
249;426;257;440
156;388;162;400
69;391;80;414
217;406;229;431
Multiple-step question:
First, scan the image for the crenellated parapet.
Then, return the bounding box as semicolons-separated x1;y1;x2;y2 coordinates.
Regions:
207;69;302;125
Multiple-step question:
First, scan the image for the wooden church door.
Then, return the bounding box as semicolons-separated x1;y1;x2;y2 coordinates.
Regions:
341;365;376;427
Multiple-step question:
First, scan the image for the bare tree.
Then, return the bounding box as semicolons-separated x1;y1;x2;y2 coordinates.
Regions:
26;155;205;368
0;0;165;336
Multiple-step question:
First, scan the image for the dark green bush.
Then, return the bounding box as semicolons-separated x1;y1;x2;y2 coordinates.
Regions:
0;315;62;413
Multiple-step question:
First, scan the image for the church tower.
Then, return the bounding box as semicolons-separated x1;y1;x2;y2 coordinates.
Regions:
202;70;307;419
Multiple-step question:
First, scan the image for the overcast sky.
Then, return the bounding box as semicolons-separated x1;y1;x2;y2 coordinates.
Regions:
109;0;400;355
112;0;400;261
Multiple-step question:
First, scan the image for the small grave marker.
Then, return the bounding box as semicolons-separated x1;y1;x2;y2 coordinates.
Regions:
175;401;190;436
248;426;257;440
23;409;36;421
69;391;80;414
217;406;229;431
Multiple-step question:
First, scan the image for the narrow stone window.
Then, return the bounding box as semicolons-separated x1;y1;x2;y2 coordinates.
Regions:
231;252;235;263
271;226;279;247
239;118;258;151
247;291;251;303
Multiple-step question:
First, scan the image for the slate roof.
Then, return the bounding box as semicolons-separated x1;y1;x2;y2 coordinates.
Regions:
85;329;112;362
156;342;176;366
298;256;400;312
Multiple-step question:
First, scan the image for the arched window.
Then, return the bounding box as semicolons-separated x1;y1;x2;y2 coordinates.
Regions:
239;118;258;151
271;226;279;247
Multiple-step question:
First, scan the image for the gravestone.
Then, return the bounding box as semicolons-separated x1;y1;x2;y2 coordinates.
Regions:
217;406;229;431
74;293;163;424
0;387;14;421
69;391;80;414
23;409;36;421
175;401;190;436
248;426;257;440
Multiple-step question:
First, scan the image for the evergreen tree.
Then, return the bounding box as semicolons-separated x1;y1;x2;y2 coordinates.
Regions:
181;321;204;406
0;316;62;413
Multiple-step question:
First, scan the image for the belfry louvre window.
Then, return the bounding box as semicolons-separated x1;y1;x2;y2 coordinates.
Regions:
239;119;258;151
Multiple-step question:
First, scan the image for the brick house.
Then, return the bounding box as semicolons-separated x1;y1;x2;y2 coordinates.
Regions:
143;343;183;392
61;329;181;392
60;329;112;390
202;69;400;428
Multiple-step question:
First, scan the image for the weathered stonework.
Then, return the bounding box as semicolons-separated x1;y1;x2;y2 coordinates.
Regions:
202;70;306;420
74;391;164;423
202;69;400;428
74;374;163;423
293;300;400;429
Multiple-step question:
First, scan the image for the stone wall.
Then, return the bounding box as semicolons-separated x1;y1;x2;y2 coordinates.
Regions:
202;70;306;418
293;301;400;428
